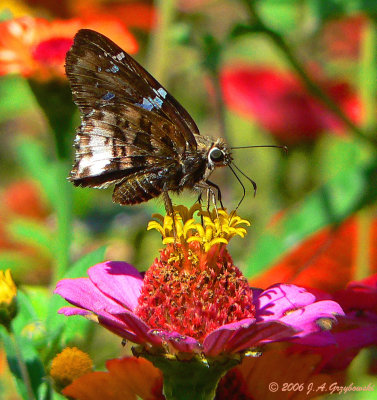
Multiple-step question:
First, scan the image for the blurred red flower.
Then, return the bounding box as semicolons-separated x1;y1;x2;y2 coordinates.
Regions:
322;15;366;60
221;65;361;144
19;0;156;31
0;16;138;80
2;179;49;221
250;215;377;294
72;1;156;31
0;179;52;284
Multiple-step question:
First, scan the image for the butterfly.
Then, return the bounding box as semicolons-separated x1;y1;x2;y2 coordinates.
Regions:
66;29;260;214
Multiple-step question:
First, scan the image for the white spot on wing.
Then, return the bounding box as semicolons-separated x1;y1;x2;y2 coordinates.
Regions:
77;136;113;176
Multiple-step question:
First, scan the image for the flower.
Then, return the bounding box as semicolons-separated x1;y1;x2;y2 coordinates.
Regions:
221;65;361;144
50;347;93;391
55;206;344;359
0;269;17;327
0;16;138;80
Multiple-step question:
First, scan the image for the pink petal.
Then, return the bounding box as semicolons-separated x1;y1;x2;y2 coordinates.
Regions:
203;319;256;356
98;315;142;344
293;331;337;346
88;261;143;311
111;310;162;346
280;300;344;336
255;284;316;320
150;331;201;353
225;321;298;353
54;277;124;314
58;307;92;317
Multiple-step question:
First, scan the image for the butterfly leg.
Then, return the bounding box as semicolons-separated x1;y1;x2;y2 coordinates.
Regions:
163;190;177;238
204;186;219;220
205;180;224;209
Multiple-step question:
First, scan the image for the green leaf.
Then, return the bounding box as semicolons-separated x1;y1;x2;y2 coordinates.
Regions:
245;157;377;276
0;291;46;399
0;251;37;272
0;76;35;120
308;0;377;21
15;139;57;205
7;219;53;257
15;139;74;278
257;0;300;34
0;327;45;400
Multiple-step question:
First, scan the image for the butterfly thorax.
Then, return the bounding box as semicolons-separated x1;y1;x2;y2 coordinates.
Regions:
178;135;232;190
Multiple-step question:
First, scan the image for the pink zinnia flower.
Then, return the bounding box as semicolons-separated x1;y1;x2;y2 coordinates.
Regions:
55;206;344;357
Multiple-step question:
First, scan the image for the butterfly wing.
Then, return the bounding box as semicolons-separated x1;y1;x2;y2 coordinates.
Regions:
70;102;187;203
65;29;201;204
66;29;199;151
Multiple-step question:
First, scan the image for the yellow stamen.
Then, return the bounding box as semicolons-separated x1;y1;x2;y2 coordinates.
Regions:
148;205;250;251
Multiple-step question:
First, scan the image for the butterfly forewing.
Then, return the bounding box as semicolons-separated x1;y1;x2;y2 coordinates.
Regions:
66;29;199;150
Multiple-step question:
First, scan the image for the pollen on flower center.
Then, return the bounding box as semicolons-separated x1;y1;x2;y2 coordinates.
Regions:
135;240;255;342
50;347;93;390
148;204;250;252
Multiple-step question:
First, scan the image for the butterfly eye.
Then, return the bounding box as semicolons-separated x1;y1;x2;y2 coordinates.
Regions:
209;147;224;162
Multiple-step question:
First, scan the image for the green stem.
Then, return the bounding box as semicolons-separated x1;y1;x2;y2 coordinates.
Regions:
28;80;76;160
209;71;228;141
9;331;36;400
241;0;377;146
359;17;377;132
53;160;73;282
353;17;376;281
147;0;177;81
134;348;241;400
354;210;371;281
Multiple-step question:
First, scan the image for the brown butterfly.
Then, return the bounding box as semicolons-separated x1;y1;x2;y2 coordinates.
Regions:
66;29;276;213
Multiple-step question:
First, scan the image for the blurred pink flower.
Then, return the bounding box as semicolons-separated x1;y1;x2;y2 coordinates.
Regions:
291;274;377;372
221;65;361;144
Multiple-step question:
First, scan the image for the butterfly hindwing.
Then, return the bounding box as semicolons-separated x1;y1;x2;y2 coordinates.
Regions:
70;102;184;193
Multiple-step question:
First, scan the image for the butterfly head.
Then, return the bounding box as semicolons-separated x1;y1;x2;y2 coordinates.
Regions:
207;139;232;169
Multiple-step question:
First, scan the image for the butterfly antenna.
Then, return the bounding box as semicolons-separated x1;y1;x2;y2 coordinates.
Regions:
231;144;288;155
228;164;246;212
232;162;257;197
